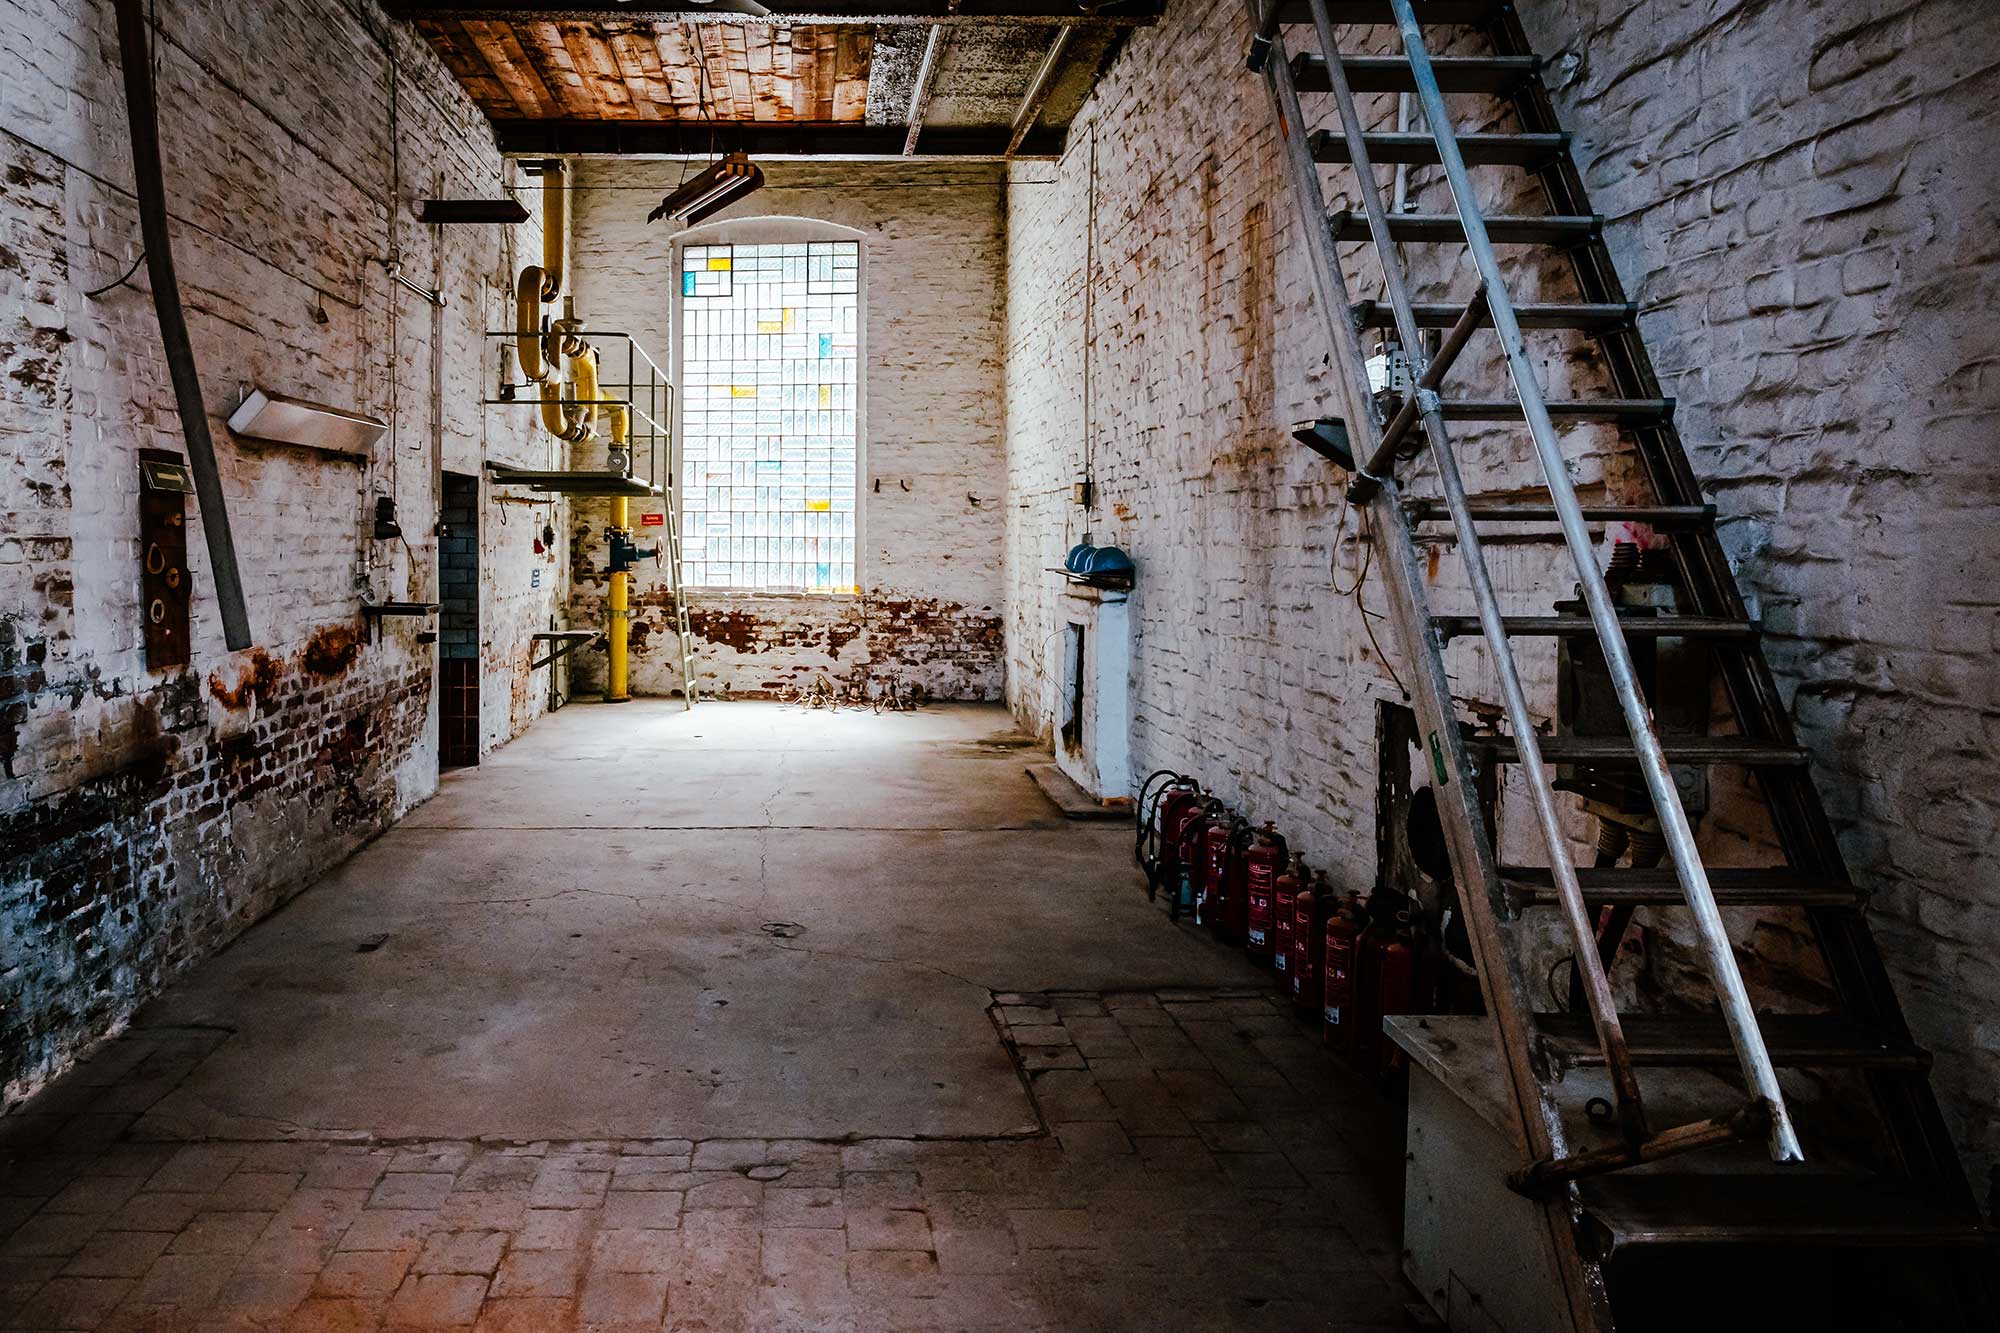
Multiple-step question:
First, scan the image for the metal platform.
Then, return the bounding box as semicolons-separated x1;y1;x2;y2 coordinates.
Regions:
486;463;661;498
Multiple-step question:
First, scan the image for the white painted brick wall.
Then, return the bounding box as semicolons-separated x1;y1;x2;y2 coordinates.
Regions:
569;161;1008;701
1005;0;2000;1187
0;0;565;1100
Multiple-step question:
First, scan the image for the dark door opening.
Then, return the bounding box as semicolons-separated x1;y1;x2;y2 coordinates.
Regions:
439;471;480;769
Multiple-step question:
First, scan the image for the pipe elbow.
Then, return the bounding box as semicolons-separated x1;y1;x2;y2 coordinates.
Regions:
516;266;549;382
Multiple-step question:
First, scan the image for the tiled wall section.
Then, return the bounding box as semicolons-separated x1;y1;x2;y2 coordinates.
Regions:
0;0;566;1104
1003;0;2000;1187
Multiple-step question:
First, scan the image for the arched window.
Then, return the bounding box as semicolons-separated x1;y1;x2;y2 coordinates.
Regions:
674;217;864;594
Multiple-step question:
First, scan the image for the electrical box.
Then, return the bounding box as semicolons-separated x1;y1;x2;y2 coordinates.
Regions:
138;449;194;671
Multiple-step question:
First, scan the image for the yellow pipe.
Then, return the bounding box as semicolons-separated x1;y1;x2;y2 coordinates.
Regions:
607;494;630;702
514;162;568;383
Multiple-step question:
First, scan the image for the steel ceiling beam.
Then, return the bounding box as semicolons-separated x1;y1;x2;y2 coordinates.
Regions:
901;20;950;155
382;1;1160;26
1005;25;1072;156
493;118;1064;158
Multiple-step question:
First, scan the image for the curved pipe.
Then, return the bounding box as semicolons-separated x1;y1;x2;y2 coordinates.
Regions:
538;381;591;443
514;163;570;384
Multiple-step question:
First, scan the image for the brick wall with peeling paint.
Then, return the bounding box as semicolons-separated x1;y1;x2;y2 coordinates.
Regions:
1005;0;2000;1187
568;162;1007;701
0;0;565;1104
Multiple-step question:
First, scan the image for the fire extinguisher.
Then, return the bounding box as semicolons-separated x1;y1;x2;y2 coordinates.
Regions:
1357;910;1418;1074
1170;804;1208;920
1195;805;1240;939
1242;824;1287;965
1322;890;1366;1048
1272;853;1303;978
1136;771;1202;904
1290;877;1320;1015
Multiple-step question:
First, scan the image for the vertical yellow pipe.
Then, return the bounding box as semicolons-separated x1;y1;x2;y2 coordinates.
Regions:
607;495;630;702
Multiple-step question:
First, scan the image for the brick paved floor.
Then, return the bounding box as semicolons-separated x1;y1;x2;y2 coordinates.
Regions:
0;990;1409;1330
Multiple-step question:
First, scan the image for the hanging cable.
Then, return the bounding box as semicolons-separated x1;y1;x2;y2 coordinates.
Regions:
83;0;159;300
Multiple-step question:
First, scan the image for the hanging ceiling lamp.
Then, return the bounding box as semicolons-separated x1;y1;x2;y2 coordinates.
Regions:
646;152;764;227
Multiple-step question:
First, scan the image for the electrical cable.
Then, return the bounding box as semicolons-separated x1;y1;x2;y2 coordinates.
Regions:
1328;489;1409;698
82;0;159;301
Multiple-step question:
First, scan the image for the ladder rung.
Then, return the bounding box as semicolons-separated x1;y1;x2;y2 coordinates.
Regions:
1292;53;1539;94
1433;614;1759;642
1275;0;1496;22
1439;398;1675;425
1331;211;1601;245
1354;300;1634;332
1574;1174;1993;1254
1534;1013;1929;1072
1502;866;1864;909
1474;735;1810;767
1406;501;1715;529
1311;129;1570;167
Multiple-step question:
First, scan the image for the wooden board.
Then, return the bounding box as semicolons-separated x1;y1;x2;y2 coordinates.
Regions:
415;18;874;122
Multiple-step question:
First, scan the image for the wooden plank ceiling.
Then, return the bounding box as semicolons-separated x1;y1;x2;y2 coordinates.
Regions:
415;19;874;122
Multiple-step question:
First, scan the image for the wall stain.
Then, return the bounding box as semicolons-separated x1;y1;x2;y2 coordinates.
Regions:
300;624;362;677
207;649;286;710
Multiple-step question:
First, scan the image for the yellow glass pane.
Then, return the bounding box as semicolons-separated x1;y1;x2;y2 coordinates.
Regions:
731;385;757;398
805;498;831;512
708;256;732;271
757;319;783;333
817;385;831;407
783;309;797;330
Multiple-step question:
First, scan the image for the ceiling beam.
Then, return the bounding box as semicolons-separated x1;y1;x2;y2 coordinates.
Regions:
1005;25;1071;156
492;118;1065;158
900;20;949;155
383;2;1161;27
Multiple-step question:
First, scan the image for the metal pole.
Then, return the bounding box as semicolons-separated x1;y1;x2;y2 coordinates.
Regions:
1305;0;1649;1149
1385;0;1802;1161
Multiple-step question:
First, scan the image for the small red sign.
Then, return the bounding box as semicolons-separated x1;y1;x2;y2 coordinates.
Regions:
639;512;664;527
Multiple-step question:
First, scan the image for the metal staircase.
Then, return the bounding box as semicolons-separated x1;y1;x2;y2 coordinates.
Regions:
1245;1;1993;1328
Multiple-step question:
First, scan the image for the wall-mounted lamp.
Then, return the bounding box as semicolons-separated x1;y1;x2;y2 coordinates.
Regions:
646;152;764;227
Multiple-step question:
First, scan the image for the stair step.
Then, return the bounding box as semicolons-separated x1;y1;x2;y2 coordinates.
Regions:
1473;735;1810;767
1439;397;1675;425
1502;865;1863;909
1275;0;1496;22
1533;1013;1929;1072
1575;1174;1991;1254
1331;210;1601;245
1292;53;1538;94
1354;299;1634;332
1311;129;1570;167
1406;501;1715;529
1433;614;1759;642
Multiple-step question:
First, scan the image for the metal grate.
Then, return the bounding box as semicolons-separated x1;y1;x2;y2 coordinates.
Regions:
680;240;861;592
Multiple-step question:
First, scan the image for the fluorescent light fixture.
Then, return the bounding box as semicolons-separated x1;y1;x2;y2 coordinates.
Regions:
227;388;385;458
647;152;765;227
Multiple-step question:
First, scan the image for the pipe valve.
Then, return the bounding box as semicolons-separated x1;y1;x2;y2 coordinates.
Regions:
607;531;660;575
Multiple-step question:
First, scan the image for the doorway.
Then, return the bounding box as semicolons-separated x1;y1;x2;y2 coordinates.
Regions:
439;471;479;769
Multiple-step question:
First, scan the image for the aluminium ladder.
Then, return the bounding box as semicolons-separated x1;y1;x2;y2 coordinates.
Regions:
1245;1;1993;1328
660;476;701;708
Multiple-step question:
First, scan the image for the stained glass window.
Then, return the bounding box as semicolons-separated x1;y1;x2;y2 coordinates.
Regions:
679;240;861;592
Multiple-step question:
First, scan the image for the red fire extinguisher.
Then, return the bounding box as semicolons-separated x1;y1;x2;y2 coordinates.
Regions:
1272;853;1303;978
1322;890;1366;1048
1195;806;1238;939
1290;878;1319;1015
1361;912;1419;1074
1160;788;1206;921
1242;824;1287;965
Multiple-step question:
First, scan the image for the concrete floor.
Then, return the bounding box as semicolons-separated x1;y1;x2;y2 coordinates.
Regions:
0;701;1410;1330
